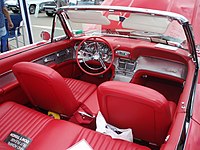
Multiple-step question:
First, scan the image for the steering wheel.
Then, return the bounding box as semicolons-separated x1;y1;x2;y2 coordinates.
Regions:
76;37;114;76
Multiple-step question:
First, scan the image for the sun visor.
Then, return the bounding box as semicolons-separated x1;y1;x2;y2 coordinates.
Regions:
67;11;110;25
122;14;170;34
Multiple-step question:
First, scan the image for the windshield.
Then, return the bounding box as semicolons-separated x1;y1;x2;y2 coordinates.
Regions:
64;8;188;49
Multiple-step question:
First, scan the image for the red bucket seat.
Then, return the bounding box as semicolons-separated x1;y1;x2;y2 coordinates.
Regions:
97;81;176;145
12;62;96;117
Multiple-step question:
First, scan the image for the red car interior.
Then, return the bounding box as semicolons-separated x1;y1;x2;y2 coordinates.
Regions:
0;0;199;147
0;101;151;150
0;34;196;149
12;62;97;117
130;70;184;104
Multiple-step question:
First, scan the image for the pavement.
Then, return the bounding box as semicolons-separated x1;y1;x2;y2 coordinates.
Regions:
9;12;53;50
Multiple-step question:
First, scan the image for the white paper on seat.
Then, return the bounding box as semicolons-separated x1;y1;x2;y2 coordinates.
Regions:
96;111;133;142
67;139;93;150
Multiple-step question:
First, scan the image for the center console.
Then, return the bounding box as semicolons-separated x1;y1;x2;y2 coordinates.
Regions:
113;58;136;82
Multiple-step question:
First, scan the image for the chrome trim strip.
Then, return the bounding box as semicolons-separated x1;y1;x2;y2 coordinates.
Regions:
59;5;189;24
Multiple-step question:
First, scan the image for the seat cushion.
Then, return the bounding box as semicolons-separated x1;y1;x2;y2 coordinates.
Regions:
65;78;97;103
60;122;150;150
0;101;150;150
0;102;53;141
31;120;150;150
0;141;14;150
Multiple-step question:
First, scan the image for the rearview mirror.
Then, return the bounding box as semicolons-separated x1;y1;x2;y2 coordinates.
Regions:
108;14;125;22
40;31;50;41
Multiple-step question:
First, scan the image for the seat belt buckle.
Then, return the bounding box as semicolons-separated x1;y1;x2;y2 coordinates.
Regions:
78;111;95;119
48;111;61;119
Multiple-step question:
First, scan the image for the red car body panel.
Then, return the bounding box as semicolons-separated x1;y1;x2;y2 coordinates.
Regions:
185;119;200;150
184;83;200;149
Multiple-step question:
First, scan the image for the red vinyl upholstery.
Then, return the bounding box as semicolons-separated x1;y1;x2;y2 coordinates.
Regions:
0;141;14;150
0;102;53;141
65;78;97;103
12;62;96;117
0;101;150;150
97;81;176;145
130;70;184;104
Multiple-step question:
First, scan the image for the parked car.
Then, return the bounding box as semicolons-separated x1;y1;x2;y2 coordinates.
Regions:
77;0;95;5
4;0;54;14
44;0;75;17
43;0;96;17
0;0;200;150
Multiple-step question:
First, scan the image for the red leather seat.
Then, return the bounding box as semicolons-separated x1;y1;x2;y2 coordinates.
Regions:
65;78;97;103
0;141;14;150
12;62;96;117
0;101;150;150
97;81;176;146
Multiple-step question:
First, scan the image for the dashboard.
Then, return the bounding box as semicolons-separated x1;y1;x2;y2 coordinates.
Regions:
113;56;187;82
7;40;186;85
73;40;188;82
0;40;188;91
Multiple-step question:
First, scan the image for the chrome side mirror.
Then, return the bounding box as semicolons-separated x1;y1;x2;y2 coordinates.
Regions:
40;31;50;41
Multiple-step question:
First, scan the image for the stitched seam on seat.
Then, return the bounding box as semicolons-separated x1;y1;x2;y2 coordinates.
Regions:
0;103;15;123
19;114;52;138
12;109;41;135
109;139;117;150
98;134;108;149
66;79;94;101
30;120;53;138
84;130;95;147
75;86;90;101
78;86;95;99
68;127;86;147
76;128;124;150
0;104;52;141
2;106;31;135
68;80;85;99
65;79;78;99
0;105;21;138
71;127;141;150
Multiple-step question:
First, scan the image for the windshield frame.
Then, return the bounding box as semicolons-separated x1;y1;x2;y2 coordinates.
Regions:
56;5;198;67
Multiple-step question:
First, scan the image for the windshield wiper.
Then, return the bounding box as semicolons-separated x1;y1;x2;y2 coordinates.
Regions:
150;36;184;48
130;31;184;48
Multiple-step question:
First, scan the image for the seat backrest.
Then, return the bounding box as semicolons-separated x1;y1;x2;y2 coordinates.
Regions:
97;81;174;145
12;62;80;117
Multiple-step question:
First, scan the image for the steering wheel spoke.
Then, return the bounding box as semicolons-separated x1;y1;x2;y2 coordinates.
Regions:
78;50;93;61
99;57;107;70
